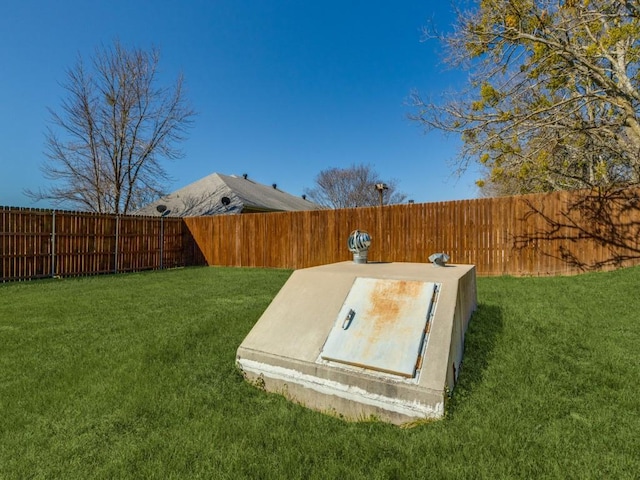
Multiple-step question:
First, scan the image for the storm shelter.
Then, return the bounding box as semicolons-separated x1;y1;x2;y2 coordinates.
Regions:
236;261;477;425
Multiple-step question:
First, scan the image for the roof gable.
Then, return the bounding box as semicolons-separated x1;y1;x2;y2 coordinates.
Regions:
134;173;320;217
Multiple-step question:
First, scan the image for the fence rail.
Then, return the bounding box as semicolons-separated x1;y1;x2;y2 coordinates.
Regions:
1;207;205;282
3;187;640;281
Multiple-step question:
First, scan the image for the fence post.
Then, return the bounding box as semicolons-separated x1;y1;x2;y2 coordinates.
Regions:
159;216;164;270
50;210;56;278
114;215;119;274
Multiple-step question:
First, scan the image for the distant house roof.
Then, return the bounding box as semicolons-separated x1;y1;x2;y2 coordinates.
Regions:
134;173;320;217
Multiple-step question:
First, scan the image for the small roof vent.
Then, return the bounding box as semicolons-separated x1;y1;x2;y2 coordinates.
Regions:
428;252;450;267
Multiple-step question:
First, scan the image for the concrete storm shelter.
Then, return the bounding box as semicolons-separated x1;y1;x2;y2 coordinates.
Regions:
236;261;477;425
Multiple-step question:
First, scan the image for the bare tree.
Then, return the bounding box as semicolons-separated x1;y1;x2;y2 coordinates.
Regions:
411;0;640;194
28;40;195;213
304;164;407;208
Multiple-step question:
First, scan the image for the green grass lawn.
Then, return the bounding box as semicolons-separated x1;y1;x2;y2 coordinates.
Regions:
1;266;639;479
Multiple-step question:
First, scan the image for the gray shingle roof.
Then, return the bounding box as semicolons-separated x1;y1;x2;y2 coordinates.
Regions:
134;173;320;217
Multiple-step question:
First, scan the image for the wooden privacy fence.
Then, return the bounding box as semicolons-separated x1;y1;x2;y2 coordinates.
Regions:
183;188;640;276
3;187;639;281
1;207;205;282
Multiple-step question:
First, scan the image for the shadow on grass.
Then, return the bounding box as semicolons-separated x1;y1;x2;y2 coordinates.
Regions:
446;303;503;418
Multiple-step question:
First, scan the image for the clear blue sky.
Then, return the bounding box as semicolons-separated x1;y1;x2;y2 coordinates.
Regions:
0;1;480;209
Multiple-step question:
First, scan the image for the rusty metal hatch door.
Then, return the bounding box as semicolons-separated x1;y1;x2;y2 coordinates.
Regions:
320;277;437;378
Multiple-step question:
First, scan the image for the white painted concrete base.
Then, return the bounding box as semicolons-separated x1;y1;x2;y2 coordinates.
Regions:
238;358;445;420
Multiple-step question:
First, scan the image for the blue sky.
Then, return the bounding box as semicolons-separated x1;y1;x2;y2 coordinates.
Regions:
0;1;480;209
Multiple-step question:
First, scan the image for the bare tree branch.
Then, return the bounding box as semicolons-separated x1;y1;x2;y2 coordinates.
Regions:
27;40;195;213
304;164;408;208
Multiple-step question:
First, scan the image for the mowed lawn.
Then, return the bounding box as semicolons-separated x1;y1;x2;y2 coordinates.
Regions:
1;265;639;479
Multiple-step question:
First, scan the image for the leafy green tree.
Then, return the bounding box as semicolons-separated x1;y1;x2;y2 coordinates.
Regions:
29;40;195;213
411;0;640;195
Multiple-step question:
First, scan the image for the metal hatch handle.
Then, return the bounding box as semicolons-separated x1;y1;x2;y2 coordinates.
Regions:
342;309;356;330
